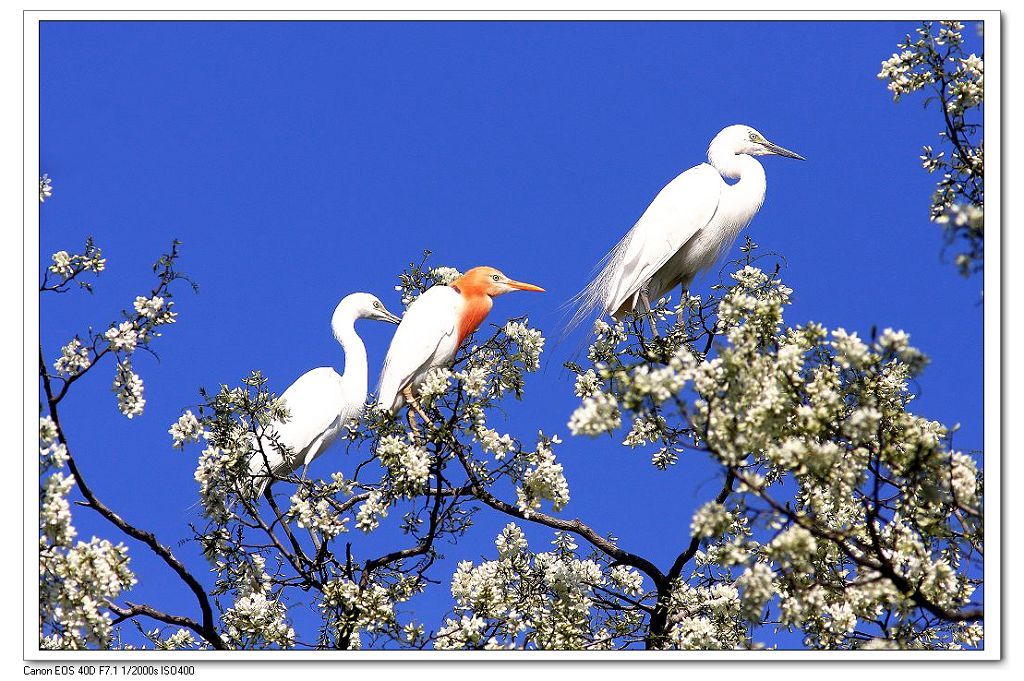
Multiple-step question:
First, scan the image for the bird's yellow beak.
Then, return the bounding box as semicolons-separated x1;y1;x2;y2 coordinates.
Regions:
507;279;545;293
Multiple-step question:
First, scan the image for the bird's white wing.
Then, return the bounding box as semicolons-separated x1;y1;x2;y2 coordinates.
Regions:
604;163;722;314
249;367;344;484
565;163;722;331
377;286;461;412
273;367;348;465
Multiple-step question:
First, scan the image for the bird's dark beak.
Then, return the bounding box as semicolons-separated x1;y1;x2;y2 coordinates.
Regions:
764;141;805;161
507;279;545;293
383;310;402;325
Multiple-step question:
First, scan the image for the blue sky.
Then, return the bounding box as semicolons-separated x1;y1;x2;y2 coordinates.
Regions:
39;19;985;649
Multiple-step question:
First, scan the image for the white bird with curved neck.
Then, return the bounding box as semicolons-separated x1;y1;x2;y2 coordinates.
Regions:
247;292;402;499
567;124;804;336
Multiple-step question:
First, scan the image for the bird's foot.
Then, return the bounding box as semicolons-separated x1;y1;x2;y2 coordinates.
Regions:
639;288;660;338
403;386;430;445
677;287;690;325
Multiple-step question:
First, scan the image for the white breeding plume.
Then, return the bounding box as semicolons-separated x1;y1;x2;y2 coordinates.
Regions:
247;293;401;498
567;125;804;333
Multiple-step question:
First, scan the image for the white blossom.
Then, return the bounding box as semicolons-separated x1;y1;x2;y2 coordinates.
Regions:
221;555;295;648
455;365;489;398
169;410;202;448
53;337;91;377
40;173;53;203
104;321;139;353
949;451;978;506
516;435;569;516
49;250;73;276
418;367;452;402
843;406;882;442
287;488;350;538
40;536;137;649
831;328;871;369
474;425;516;459
355;490;389;533
574;369;601;398
567;391;620;436
376;435;431;496
736;562;775;617
504;321;545;371
112;359;145;418
769;525;818;569
622;415;661;448
609;565;644;596
429;266;462;285
690;501;732;539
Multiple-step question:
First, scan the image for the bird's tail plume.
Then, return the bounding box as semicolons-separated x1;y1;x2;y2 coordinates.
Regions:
559;227;636;339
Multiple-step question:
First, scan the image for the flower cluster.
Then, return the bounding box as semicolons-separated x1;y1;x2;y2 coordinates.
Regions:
393;256;461;306
40;173;53;203
40;414;138;649
689;501;733;539
417;367;452;404
663;581;745;650
287;486;350;538
355;490;389;533
112;358;146;418
375;435;431;496
515;433;569;516
39;538;138;649
46;240;106;282
53;337;91;377
878;21;984;276
503;321;545;371
567;391;620;436
149;628;201;651
429;266;462;285
563;246;983;649
454;365;489;398
221;555;295;648
168;410;203;449
104;321;139;353
319;579;397;649
435;526;641;649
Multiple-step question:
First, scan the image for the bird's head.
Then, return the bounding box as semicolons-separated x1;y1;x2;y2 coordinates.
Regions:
711;125;805;160
452;266;545;298
339;292;402;324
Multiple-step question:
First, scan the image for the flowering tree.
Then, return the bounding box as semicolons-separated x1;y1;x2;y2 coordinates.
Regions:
877;21;984;276
39;165;985;652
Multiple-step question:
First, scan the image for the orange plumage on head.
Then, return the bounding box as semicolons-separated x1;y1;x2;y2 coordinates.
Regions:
450;266;545;346
451;267;496;346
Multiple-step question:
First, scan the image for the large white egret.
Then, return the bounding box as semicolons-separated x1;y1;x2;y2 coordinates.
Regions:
377;267;544;429
567;124;804;334
247;293;402;498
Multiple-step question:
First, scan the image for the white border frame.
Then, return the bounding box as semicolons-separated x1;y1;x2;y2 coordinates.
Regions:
23;8;1001;663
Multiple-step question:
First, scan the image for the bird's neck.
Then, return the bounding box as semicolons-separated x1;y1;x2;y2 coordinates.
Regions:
331;313;368;399
453;287;494;347
709;152;767;230
709;149;765;182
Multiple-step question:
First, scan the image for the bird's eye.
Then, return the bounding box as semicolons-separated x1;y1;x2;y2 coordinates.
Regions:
492;274;500;281
373;301;381;309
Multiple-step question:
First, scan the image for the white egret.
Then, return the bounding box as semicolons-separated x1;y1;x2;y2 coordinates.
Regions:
247;293;402;498
567;124;804;334
377;266;544;430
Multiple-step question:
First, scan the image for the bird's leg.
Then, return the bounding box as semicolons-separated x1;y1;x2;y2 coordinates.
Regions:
639;287;660;338
677;285;690;325
292;463;324;553
405;406;422;443
403;385;429;444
